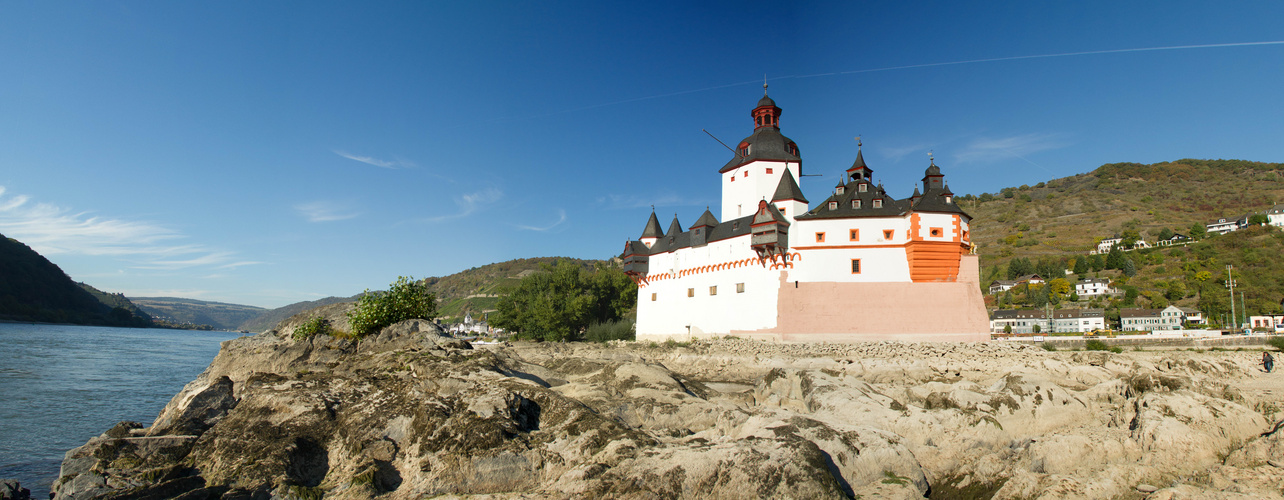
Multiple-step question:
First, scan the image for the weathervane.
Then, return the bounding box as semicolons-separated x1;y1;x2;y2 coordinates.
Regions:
855;135;862;148
928;150;935;165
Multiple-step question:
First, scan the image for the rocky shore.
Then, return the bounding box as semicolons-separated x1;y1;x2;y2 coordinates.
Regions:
52;307;1284;499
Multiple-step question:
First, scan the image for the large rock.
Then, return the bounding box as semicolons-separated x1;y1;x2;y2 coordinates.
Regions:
51;323;1284;499
1;480;31;500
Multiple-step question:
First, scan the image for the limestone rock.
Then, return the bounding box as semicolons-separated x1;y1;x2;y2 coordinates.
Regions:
51;329;1284;499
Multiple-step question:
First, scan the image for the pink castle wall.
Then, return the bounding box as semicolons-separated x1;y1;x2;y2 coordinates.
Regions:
733;255;990;342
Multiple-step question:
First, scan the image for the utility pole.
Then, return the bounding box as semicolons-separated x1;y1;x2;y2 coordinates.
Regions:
1226;265;1236;330
1241;291;1247;330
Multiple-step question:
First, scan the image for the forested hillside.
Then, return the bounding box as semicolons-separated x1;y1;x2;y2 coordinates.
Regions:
0;233;152;326
961;159;1284;325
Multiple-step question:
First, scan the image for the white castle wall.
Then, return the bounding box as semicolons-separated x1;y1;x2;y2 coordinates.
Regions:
636;234;782;339
914;212;964;241
720;160;796;221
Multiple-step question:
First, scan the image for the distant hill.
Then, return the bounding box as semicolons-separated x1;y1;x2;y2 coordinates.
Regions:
0;233;151;326
236;296;355;333
421;257;607;322
130;297;266;331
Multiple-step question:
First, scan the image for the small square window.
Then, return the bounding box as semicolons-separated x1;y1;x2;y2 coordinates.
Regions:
883;229;894;240
709;286;717;296
859;183;867;192
736;283;745;293
851;259;861;274
731;175;735;182
930;227;942;237
816;232;826;242
873;199;882;208
688;288;694;297
849;229;859;241
828;201;837;210
743;171;749;177
651;293;657;302
780;207;786;216
766;168;773;174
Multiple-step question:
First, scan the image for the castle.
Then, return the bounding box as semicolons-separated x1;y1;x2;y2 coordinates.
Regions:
622;90;989;342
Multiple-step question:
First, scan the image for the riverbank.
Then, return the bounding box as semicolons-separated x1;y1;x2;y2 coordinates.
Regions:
51;315;1284;499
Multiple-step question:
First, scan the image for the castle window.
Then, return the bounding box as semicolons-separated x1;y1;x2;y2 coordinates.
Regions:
651;293;656;302
849;229;859;241
766;167;773;174
873;199;882;208
744;171;749;177
816;232;825;242
931;227;942;237
780;207;786;216
709;286;717;296
836;186;845;195
852;200;861;209
688;288;694;298
859;183;867;192
883;229;894;240
851;259;861;274
945;196;952;203
736;283;745;293
828;201;837;210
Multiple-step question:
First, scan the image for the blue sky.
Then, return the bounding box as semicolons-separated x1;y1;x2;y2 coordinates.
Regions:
2;2;1283;308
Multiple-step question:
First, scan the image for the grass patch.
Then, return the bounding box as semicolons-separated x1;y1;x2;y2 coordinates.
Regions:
585;319;635;343
881;470;910;485
292;317;332;340
1040;343;1057;351
1268;336;1284;351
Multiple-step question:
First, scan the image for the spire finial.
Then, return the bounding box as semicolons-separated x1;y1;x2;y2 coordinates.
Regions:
650;204;655;212
928;150;935;165
855;135;862;149
763;75;768;96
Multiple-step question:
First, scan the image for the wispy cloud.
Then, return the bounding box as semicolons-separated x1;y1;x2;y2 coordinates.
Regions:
418;188;504;223
954;133;1071;166
516;209;567;231
595;192;711;210
878;143;935;163
294;200;360;222
0;185;236;270
334;150;415;169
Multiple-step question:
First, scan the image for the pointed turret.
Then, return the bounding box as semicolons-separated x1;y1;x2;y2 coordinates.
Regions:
771;170;808;204
665;215;683;237
690;208;719;230
639;211;662;248
689;208;719;247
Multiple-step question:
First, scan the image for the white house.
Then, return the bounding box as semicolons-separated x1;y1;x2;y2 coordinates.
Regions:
1266;204;1284;228
1120;305;1187;331
1249;315;1284;330
1206;217;1240;235
989;308;1104;334
1051;308;1106;333
1180;307;1205;325
623;91;989;342
1075;278;1114;298
1095;237;1121;254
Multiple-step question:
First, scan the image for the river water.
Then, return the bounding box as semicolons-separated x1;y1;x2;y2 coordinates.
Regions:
0;323;241;498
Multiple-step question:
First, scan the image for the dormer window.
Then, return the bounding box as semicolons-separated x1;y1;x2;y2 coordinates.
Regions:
835;186;845;195
852;200;861;209
945;196;952;203
828;201;837;210
873;199;882;208
859;183;867;192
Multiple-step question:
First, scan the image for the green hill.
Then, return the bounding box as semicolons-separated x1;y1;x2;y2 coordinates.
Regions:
421;257;607;322
0;233;152;326
237;296;355;333
961;158;1284;324
130;297;266;331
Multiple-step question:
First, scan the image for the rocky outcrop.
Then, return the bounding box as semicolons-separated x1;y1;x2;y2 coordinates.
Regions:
53;319;1284;499
1;480;31;500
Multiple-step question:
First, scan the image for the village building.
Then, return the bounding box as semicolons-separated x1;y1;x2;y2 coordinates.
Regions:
989;308;1105;334
1119;306;1188;331
1180;307;1205;325
1206;217;1241;235
1267;204;1284;228
622;90;989;342
988;280;1017;295
1249;315;1284;330
1154;233;1192;246
1095;237;1122;254
1074;278;1115;298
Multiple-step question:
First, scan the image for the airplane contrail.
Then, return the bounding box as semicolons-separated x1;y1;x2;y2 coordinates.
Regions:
487;40;1284;123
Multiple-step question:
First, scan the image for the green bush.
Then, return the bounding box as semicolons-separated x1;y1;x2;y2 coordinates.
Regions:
1084;339;1121;353
293;316;332;340
585;319;635;343
1268;336;1284;351
1040;343;1057;351
348;276;438;337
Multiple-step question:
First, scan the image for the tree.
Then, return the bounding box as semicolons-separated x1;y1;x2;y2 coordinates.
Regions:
1123;258;1137;277
1166;281;1187;301
1069;291;1080;302
1032;324;1041;334
1073;257;1089;275
1156;227;1174;242
493;260;636;341
1105;246;1125;270
1090;254;1106;272
1004;324;1012;334
1123;287;1139;306
348;276;438;337
1120;229;1141;249
1190;223;1207;241
1249;213;1269;225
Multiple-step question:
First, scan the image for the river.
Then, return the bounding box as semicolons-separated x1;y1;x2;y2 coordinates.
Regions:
0;323;241;498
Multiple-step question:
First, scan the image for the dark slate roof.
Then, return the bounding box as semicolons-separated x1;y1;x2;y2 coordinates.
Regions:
691;209;719;229
771;170;808;203
757;94;777;108
794;180;908;221
643;214;756;255
623;240;651;257
665;215;683;237
640;212;662;239
719;126;800;173
848;149;868;171
910;185;969;217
